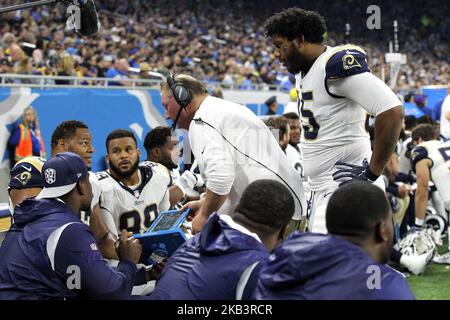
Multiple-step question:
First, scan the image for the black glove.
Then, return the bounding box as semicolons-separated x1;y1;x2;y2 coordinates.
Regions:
332;158;380;187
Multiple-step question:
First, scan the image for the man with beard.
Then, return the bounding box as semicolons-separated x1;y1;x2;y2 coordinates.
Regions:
98;129;171;238
264;8;404;233
144;126;204;208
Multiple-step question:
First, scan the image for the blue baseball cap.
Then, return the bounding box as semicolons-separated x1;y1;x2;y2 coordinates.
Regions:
8;156;46;191
36;152;88;199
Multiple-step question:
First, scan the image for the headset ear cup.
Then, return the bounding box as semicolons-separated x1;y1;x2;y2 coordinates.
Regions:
173;85;192;107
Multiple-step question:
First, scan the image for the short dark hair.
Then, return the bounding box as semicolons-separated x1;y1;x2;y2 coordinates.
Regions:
326;181;390;239
283;112;299;120
264;7;327;44
106;129;137;151
404;115;417;131
235;179;294;232
51;120;88;149
264;116;289;139
411;124;439;143
144;126;172;152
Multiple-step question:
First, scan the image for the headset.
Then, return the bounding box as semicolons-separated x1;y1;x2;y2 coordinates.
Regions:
167;74;193;132
192;117;304;216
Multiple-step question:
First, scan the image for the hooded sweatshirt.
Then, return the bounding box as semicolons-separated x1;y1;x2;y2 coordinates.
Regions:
150;214;269;300
0;198;136;300
252;232;415;300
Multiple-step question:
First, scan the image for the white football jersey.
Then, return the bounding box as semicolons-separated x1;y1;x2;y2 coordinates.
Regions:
296;44;399;190
79;171;103;225
412;140;450;210
398;137;413;174
97;161;171;235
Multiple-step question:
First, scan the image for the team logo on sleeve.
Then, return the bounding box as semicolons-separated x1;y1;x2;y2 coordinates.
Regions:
342;52;362;70
45;168;57;184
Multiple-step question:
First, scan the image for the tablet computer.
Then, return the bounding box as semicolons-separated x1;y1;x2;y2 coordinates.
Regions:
134;208;191;264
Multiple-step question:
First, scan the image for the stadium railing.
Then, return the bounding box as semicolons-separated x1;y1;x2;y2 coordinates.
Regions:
0;74;285;91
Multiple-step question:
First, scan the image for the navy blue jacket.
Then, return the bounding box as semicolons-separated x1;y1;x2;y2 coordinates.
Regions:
252;232;415;300
0;198;137;300
150;214;269;300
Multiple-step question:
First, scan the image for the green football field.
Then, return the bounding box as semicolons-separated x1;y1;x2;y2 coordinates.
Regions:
407;238;450;300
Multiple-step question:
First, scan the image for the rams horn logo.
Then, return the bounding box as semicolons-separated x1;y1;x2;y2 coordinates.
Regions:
45;168;57;185
342;53;362;70
13;172;32;186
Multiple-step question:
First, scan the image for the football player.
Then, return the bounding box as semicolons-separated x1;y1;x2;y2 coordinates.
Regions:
98;129;171;238
50;120;115;258
143;126;204;208
410;124;450;263
265;8;404;233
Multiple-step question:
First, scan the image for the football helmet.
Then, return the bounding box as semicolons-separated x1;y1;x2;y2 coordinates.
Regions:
398;229;436;258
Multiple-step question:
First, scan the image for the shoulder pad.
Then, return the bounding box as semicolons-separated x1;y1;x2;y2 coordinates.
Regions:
326;45;370;80
94;171;110;181
140;161;171;182
411;146;429;170
139;161;160;169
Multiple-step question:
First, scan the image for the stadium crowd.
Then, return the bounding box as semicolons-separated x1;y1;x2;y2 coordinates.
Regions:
0;0;448;92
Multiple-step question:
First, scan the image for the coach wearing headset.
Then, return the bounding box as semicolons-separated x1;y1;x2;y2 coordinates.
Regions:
160;74;306;234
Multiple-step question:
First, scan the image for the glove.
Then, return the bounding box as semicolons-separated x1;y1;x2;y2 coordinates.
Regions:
175;171;205;194
332;158;379;187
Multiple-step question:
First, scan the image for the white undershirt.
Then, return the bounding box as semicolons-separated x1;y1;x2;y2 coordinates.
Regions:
328;72;402;116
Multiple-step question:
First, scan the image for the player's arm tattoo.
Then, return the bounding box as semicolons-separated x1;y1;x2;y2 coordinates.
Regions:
370;105;404;175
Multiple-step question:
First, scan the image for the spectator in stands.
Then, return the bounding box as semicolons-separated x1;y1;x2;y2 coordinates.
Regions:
135;62;153;86
55;55;75;85
8;106;46;168
150;179;294;300
106;58;131;86
0;58;14;80
252;181;415;300
8;44;24;64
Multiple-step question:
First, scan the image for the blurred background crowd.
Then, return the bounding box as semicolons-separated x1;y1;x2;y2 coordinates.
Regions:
0;0;448;93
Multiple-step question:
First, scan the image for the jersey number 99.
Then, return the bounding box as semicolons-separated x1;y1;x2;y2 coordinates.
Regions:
119;204;158;234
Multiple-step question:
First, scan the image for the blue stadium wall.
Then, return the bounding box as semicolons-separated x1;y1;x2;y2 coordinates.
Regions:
0;87;167;172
